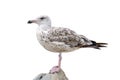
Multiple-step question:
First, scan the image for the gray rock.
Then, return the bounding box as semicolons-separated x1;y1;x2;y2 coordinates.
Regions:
33;69;68;80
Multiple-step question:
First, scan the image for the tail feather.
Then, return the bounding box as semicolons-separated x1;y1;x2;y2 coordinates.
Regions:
82;40;108;49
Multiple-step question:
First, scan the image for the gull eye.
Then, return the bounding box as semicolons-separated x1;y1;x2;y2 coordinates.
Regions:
40;17;45;20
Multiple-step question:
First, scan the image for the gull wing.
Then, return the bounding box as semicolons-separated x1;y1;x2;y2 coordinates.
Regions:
46;27;92;47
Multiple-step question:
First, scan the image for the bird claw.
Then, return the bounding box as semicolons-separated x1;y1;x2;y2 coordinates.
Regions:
49;66;60;74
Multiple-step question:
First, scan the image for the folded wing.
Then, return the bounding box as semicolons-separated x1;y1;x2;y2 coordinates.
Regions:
46;27;92;47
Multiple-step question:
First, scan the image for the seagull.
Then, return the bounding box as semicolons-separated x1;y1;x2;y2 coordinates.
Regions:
27;15;107;74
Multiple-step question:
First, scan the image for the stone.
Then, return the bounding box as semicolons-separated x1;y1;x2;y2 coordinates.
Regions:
33;69;68;80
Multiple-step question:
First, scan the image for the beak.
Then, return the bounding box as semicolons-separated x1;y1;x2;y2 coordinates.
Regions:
27;20;37;24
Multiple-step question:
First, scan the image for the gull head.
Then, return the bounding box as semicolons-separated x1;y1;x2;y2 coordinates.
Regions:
27;15;51;26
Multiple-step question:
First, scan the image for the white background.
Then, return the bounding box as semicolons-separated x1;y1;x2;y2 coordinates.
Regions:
0;0;120;80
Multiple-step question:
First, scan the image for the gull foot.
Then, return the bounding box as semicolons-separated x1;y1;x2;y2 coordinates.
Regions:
49;66;60;74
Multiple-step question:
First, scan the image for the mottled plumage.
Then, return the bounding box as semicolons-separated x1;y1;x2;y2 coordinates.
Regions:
28;15;107;73
36;27;93;52
47;27;92;47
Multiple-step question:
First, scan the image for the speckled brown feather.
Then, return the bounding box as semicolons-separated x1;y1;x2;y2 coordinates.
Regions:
46;27;92;47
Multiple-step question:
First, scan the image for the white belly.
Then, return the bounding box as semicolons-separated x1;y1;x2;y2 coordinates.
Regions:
36;31;79;53
39;40;79;52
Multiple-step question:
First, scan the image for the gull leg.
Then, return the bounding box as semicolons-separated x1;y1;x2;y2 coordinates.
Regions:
58;53;62;68
49;53;62;74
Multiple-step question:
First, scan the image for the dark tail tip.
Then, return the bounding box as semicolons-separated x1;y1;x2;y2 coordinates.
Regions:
91;40;108;49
